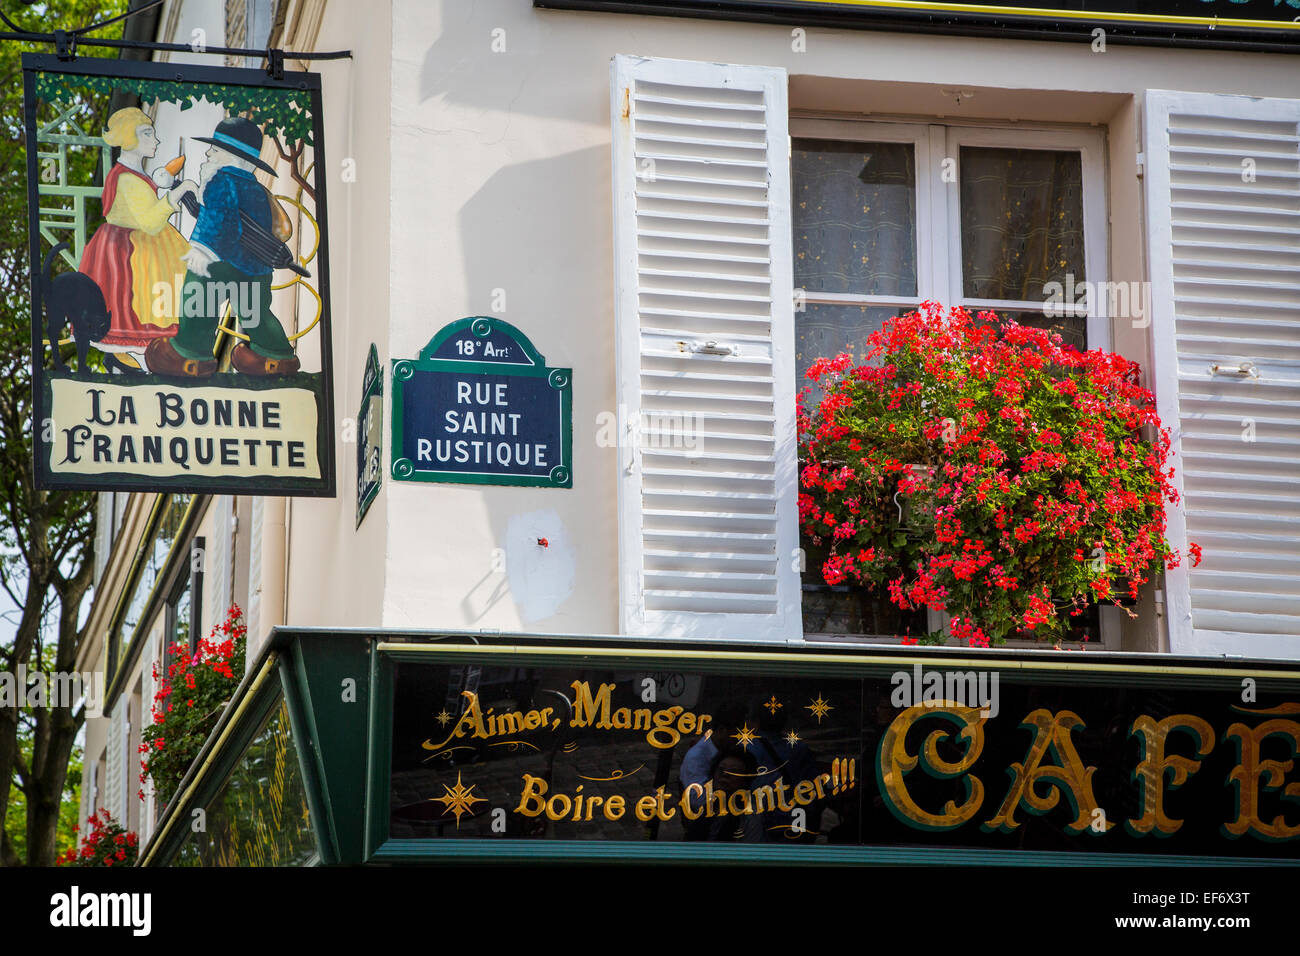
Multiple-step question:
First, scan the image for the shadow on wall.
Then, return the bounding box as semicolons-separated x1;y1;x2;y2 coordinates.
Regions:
452;145;619;631
416;1;615;120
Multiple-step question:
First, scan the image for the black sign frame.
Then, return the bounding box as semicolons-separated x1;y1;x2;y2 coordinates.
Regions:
24;54;337;497
536;0;1300;52
357;344;383;527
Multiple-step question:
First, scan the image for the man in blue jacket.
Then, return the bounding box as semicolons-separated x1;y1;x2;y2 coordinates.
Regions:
146;117;299;377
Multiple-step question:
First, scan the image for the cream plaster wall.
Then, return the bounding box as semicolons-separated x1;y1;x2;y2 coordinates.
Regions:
282;0;392;630
279;1;1300;644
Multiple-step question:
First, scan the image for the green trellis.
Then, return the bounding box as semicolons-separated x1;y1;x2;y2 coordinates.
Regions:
36;101;113;269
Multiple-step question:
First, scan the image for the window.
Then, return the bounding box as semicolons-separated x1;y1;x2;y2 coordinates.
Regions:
107;494;198;679
792;120;1109;641
610;56;1122;645
160;535;202;681
793;120;1107;375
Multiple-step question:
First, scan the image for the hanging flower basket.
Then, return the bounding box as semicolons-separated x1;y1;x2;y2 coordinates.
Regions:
797;302;1199;647
58;809;138;867
139;605;247;808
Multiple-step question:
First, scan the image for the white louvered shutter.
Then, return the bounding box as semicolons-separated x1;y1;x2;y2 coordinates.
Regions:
246;496;264;643
1144;91;1300;658
93;493;111;585
204;496;232;636
84;761;97;830
141;638;157;837
105;699;123;821
610;55;801;642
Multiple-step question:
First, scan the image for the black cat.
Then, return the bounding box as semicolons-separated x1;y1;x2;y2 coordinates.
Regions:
40;241;137;376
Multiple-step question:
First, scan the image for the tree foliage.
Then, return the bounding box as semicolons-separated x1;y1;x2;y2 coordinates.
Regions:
0;0;129;867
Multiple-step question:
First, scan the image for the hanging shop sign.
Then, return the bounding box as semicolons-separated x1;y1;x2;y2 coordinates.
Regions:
386;644;1300;861
24;55;335;496
536;1;1300;50
357;344;383;527
390;317;572;488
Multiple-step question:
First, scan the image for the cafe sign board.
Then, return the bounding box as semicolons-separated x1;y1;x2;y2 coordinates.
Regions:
25;55;335;496
536;0;1300;50
382;641;1300;862
390;318;572;488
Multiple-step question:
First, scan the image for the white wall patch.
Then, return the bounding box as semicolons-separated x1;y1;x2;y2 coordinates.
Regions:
506;510;575;624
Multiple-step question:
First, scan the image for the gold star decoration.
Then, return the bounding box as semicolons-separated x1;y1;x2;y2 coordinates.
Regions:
785;730;801;747
435;709;452;727
431;771;487;828
763;695;783;715
806;694;833;724
732;723;758;751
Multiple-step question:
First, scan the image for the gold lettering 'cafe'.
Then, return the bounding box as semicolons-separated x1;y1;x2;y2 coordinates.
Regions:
62;0;1300;866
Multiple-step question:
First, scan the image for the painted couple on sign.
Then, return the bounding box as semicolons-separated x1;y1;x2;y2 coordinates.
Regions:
65;108;303;377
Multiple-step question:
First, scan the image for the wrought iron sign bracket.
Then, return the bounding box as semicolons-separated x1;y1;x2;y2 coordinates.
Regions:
53;29;75;61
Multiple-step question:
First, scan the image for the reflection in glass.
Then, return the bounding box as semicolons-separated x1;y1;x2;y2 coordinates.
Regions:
793;140;917;297
801;581;929;639
387;661;1292;860
389;663;863;846
960;147;1085;302
120;493;193;641
174;700;315;866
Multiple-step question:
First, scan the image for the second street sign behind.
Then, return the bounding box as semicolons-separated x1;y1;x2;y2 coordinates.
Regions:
357;344;383;527
391;318;572;488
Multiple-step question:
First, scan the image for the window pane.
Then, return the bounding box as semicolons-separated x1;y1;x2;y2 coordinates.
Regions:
120;494;192;641
172;582;192;654
174;700;316;866
975;307;1087;353
792;140;917;296
796;303;925;639
960;147;1085;302
795;303;899;393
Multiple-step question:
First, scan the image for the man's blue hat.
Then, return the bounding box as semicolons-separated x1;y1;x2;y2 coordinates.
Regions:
195;117;278;176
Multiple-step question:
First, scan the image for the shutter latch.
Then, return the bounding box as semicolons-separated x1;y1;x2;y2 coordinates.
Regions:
689;340;738;357
1208;361;1259;379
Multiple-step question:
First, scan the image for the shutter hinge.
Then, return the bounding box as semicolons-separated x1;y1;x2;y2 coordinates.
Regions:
1135;152;1145;178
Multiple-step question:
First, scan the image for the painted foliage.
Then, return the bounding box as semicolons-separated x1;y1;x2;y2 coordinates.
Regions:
25;55;334;495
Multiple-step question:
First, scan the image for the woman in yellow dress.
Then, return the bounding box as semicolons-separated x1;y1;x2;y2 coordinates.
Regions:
80;107;197;367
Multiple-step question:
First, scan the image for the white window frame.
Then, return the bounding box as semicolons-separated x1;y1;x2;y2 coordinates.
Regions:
790;116;1119;648
944;125;1111;351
